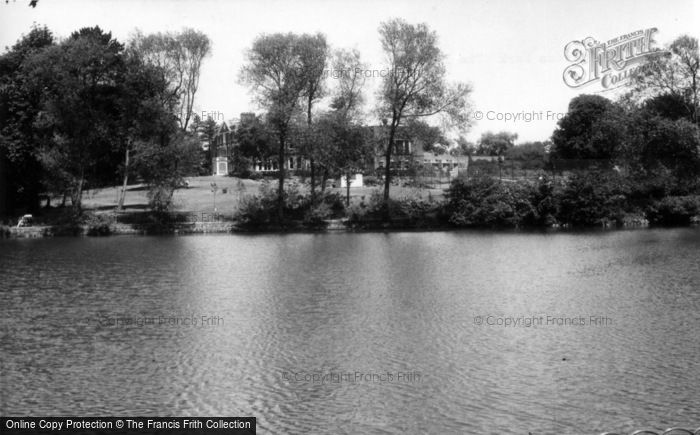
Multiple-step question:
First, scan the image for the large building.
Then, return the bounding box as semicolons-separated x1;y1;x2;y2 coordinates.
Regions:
209;118;492;179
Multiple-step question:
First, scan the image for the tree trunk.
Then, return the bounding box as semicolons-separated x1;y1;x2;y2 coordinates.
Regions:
307;95;316;203
118;148;130;210
321;167;328;193
277;132;286;223
382;123;397;221
345;172;351;206
310;157;316;203
72;177;84;212
0;151;6;217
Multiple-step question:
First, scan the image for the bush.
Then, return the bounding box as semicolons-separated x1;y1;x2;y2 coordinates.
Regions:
557;171;630;226
524;176;560;227
247;172;263;181
363;175;379;186
397;194;441;226
85;213;114;236
646;195;700;226
346;190;398;222
233;180;343;226
235;194;270;226
303;202;332;227
444;176;536;228
318;190;345;218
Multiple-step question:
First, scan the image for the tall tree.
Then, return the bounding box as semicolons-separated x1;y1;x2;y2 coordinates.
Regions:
234;113;273;175
633;35;699;124
551;94;625;160
330;48;366;121
240;32;318;221
376;18;471;215
25;26;125;211
477;131;517;156
0;25;55;215
114;50;177;209
297;34;328;201
129;28;211;131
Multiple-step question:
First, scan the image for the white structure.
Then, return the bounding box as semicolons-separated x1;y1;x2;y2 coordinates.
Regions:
339;173;363;189
214;157;228;176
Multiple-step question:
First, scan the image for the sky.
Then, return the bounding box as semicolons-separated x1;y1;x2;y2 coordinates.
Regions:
1;0;698;144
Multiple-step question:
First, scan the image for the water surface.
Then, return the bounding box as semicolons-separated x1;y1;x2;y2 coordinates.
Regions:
1;229;699;434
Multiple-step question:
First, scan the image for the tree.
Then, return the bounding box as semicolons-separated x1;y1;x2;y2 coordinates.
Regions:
322;116;371;206
0;25;56;216
24;26;126;211
233;113;273;175
129;28;211;131
477;131;517;156
404;119;448;152
451;136;476;156
376;18;472;216
505;141;548;161
298;34;328;201
240;32;321;222
132;130;201;212
193;115;219;175
330;48;366;121
114;50;177;210
551;94;625;161
315;61;371;205
633;35;699;124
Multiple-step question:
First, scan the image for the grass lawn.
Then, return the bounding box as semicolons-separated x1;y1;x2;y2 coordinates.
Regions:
80;175;451;216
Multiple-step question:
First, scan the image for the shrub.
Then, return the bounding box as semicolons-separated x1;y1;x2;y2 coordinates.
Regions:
303;202;332;228
444;176;536;228
346;189;400;222
524;176;560;227
85;213;114;236
397;194;441;226
363;175;379;186
557;171;630;226
646;195;700;226
318;190;345;218
235;194;270;226
248;172;263;181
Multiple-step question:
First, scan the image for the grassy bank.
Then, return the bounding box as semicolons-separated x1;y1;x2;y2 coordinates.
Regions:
3;173;699;237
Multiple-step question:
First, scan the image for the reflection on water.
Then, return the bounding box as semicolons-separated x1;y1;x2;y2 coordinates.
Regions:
1;229;699;434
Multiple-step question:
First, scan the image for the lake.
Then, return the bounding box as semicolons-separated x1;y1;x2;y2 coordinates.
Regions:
1;229;699;434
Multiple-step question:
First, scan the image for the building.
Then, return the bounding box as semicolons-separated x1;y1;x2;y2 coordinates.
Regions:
209;113;310;176
370;126;471;176
209;119;494;179
211;122;235;176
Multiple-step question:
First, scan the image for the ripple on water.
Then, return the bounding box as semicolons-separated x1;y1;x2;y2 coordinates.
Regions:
1;231;699;432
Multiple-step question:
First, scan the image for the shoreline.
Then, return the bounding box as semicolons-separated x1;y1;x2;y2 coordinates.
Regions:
3;217;699;238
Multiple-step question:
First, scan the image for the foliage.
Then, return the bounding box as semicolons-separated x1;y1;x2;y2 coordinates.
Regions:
233;180;345;227
551;94;626;160
505;141;548;161
445;176;536;228
376;18;472;209
645;195;700;226
451;135;477;156
25;27;126;210
240;32;328;221
132;132;201;212
557;171;630;226
476;131;517;156
403;119;449;152
233;113;274;175
632;35;699;124
129;28;211;130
